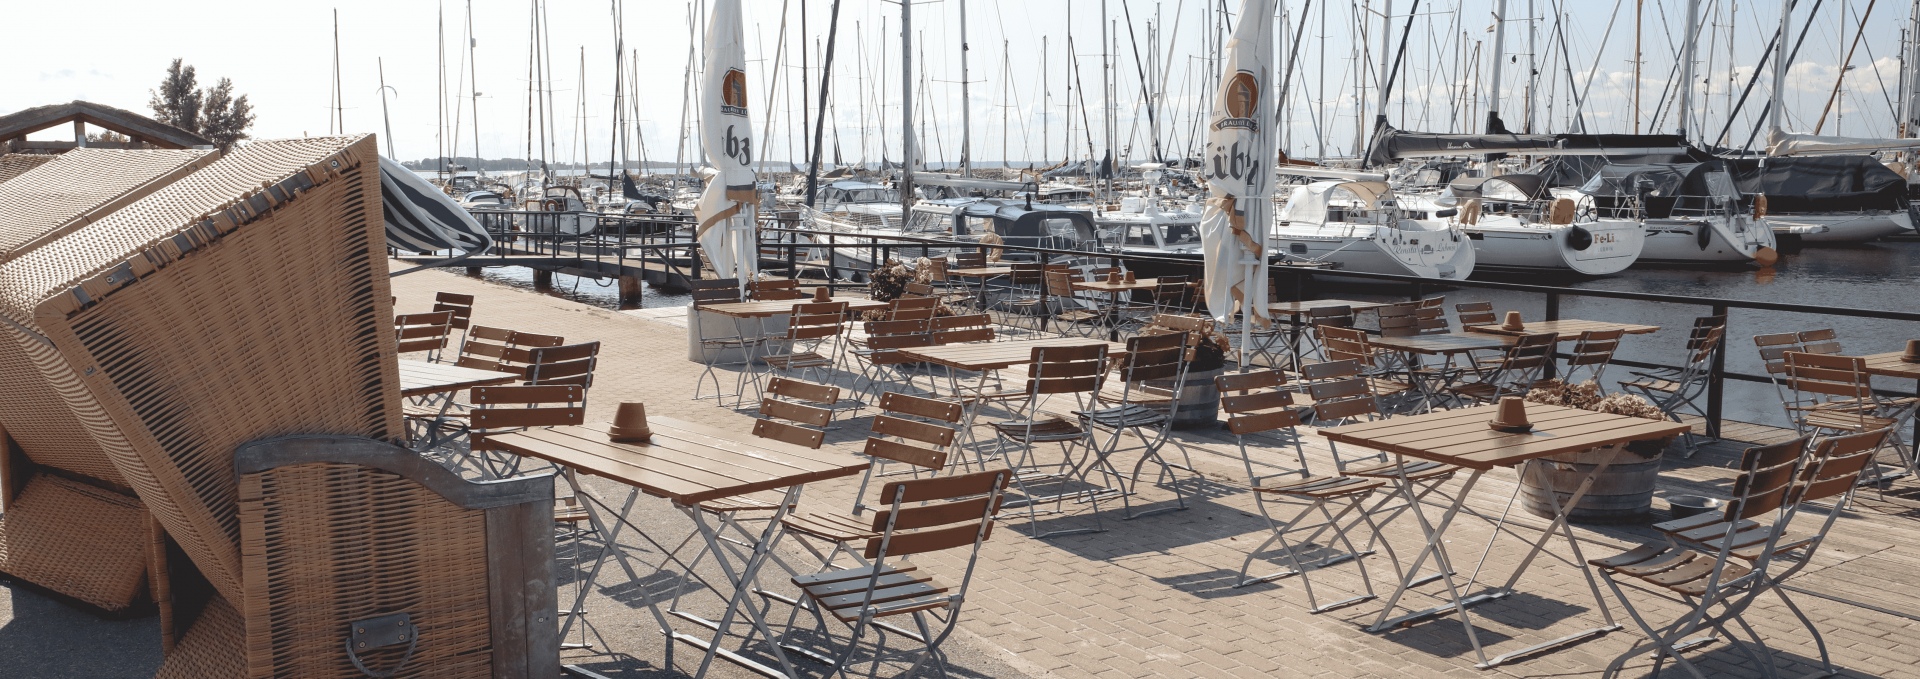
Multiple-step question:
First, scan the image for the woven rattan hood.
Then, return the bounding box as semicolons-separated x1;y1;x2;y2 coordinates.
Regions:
0;148;216;259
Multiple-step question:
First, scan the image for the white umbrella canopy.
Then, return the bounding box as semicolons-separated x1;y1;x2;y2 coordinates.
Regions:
1199;0;1278;364
694;0;759;288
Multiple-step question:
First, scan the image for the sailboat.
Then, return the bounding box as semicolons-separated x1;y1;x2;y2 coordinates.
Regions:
1270;169;1477;280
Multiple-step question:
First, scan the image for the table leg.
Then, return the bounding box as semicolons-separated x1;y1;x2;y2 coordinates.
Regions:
674;485;805;679
558;471;674;643
1463;458;1621;669
1367;464;1490;663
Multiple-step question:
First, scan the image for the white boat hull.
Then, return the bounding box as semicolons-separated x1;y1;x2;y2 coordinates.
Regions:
1462;217;1644;276
1637;215;1777;264
1270;221;1476;280
1768;212;1911;242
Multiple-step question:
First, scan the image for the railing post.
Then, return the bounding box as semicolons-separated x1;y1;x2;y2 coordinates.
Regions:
1706;303;1729;439
827;233;839;281
1411;281;1424;303
1542;293;1562;379
787;230;798;281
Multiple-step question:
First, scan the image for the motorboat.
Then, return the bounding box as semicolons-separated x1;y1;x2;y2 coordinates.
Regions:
1576;162;1777;265
1270;180;1476;280
1433;175;1645;276
518;185;599;238
799;197;1102;276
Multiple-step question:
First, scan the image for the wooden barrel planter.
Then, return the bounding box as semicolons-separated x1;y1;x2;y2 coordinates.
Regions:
1146;366;1225;429
1518;436;1673;524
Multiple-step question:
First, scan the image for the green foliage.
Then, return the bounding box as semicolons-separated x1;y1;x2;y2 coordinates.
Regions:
148;59;255;152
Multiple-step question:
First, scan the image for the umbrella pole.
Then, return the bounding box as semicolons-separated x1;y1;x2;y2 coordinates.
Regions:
1239;260;1255;373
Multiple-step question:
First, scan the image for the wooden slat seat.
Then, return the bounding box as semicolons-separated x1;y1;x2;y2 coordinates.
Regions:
1255;475;1383;498
1341;459;1458;481
990;416;1086;442
782;511;882;543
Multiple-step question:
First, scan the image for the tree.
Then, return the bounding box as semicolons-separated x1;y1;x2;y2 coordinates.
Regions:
148;59;202;134
200;78;255;151
147;60;257;152
86;130;130;144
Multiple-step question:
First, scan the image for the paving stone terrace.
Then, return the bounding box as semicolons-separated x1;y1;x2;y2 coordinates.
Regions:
8;263;1920;679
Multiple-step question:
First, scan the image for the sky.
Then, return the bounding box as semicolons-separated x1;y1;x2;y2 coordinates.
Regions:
9;0;1919;168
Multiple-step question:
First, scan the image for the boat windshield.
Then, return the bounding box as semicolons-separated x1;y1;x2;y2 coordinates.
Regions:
904;210;953;234
843;188;896;203
1160;222;1201;245
1121;224;1157;247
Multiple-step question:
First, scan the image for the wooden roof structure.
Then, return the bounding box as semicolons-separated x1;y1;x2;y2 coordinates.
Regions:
0;100;211;153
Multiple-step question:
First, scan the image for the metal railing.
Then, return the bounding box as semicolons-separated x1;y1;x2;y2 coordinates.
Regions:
747;227;1920;440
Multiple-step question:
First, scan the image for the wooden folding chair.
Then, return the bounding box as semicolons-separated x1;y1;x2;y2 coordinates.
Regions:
997;262;1050;334
1043;270;1105;338
1298;305;1356;362
748;279;808;301
782;470;1009;679
1560;328;1627;389
780;393;962;571
691;278;759;403
1589;431;1888;679
395;310;456;362
757;301;851;391
1075;332;1194;520
850;319;935;402
985;343;1110;538
1454;301;1497;327
1782;352;1919;492
1444;332;1555;407
432;291;476;351
1621;325;1726;456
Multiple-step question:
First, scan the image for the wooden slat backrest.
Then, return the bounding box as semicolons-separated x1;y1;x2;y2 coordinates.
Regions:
1797;429;1889;503
692;288;743;306
1797;329;1843;355
872;414;956;447
753;418;827;449
529;341;600;364
761;398;833;427
395;311;455;352
1227;408;1302;435
396;311;455;327
888;307;937;321
1415;307;1450;334
1220;389;1294;414
1308;305;1355;327
436;291;476;306
864;522;994;559
470;385;582;404
863;437;948;470
529;357;596;381
904;283;936;298
1456;301;1496;325
1309;378;1370;400
954;252;988;267
932;314;992;331
932;328;994;345
1420;296;1446;309
1216;369;1284;393
1686;326;1725;364
1723;438;1808;521
753;288;808;301
1784;352;1873;398
1009;262;1045;285
1318;326;1372;364
1313;395;1379;421
1154;277;1189;303
879;392;965;422
432;303;473;330
866;333;935;351
766;377;840;405
469;406;585;429
1379;314;1420;337
1044;270;1077;296
1118;334;1186;383
1299;359;1362;381
1567;329;1625;366
877;469;1008;504
470;325;514;342
873;495;1000;532
691;278;742;291
867;319;932;335
1029;357;1106;378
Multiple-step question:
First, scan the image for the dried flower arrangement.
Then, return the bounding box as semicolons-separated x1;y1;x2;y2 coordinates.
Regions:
1525;378;1672;456
862;257;953;320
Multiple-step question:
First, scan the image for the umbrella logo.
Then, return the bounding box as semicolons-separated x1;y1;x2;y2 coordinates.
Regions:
1215;72;1259;131
721;69;748;117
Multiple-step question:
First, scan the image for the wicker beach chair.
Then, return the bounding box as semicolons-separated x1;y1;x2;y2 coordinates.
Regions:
0;136;558;676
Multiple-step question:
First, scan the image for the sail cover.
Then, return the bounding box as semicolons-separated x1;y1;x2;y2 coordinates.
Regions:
1728;155;1907;212
1767;128;1920;157
1200;0;1276;338
694;0;758;286
1365;125;1558;167
380;156;492;260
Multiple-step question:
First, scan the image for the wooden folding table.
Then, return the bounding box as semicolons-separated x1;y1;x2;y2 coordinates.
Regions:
1320;404;1689;669
485;416;867;678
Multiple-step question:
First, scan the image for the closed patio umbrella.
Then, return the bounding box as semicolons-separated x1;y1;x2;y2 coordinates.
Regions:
1199;0;1277;367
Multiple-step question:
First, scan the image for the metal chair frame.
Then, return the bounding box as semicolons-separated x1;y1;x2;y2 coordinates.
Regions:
1075;332;1194;521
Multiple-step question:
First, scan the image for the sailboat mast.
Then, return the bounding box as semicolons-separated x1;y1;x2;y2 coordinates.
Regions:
1486;0;1506;132
1674;0;1702;138
1770;0;1790;134
901;0;916;214
803;0;843;206
960;0;972;176
378;58;396;159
